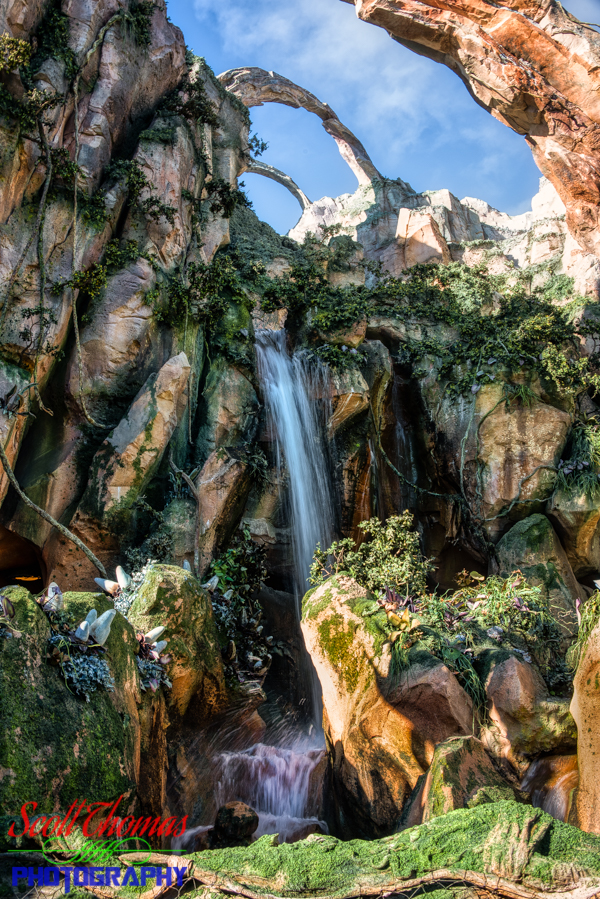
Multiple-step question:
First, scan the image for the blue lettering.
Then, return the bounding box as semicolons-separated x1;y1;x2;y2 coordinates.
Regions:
140;867;156;886
122;868;140;887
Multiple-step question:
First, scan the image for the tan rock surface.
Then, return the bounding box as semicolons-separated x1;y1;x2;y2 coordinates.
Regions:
482;654;576;773
196;449;253;578
303;575;449;837
570;620;600;834
548;488;600;578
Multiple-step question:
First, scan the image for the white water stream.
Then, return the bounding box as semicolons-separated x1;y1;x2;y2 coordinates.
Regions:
255;329;334;601
207;330;335;843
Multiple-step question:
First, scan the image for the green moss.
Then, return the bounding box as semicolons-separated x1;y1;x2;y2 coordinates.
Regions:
189;802;600;896
317;613;361;693
0;589;136;818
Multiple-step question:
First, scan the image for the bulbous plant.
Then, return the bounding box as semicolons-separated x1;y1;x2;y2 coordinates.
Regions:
136;627;172;693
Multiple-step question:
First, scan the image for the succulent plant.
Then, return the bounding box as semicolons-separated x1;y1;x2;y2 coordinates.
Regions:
74;620;90;642
85;608;98;625
40;582;64;612
201;575;219;592
89;609;116;645
115;566;131;589
144;626;165;644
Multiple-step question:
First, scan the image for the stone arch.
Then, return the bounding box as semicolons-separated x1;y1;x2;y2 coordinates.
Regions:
219;66;382;192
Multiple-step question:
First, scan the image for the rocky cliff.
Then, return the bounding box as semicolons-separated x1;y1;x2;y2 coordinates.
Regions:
1;0;600;891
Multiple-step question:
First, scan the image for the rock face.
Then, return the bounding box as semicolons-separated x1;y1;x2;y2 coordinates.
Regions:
0;0;250;584
0;565;237;846
570;620;600;834
0;586;138;817
340;0;600;260
403;736;518;827
127;564;226;720
496;514;579;630
482;654;576;773
301;575;476;838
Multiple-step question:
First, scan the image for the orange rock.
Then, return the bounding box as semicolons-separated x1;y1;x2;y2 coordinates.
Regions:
342;0;600;257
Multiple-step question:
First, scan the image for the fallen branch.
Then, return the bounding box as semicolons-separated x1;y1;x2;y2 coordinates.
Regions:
0;439;107;577
185;865;600;899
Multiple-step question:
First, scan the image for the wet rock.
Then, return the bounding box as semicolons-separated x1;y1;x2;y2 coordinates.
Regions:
522;754;578;823
495;514;579;634
212;801;259;847
402;736;519;827
326;367;369;435
127;564;226;720
570;620;600;833
482;655;576;774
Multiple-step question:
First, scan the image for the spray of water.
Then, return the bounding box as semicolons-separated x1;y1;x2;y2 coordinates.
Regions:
216;743;327;843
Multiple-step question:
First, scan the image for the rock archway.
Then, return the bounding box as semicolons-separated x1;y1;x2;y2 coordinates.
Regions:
219;66;392;200
338;0;600;259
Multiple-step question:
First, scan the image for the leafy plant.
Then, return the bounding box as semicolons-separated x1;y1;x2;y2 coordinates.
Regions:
310;512;433;597
205;178;252;218
47;635;114;702
0;35;32;74
568;591;600;671
555;422;600;498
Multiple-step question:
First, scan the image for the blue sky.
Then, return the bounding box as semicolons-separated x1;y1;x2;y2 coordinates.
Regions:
166;0;600;235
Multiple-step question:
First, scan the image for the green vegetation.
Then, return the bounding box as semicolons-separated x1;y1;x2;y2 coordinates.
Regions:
188;801;600;895
310;512;433;597
310;517;570;703
568;590;600;671
555;420;600;497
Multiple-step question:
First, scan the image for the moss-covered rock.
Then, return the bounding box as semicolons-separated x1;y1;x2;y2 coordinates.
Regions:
0;587;137;820
402;736;520;826
127;564;226;721
482;654;576;772
302;576;476;839
188;801;600;897
496;514;579;634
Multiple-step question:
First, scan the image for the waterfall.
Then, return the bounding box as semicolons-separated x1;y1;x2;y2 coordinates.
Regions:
186;331;335;847
215;743;327;843
255;329;335;600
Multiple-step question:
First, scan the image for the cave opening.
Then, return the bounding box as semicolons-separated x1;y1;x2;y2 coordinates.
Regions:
0;523;45;592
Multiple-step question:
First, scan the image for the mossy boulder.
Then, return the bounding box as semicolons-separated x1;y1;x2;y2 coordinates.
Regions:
402;736;520;826
127;564;226;721
482;654;576;772
496;514;579;634
0;587;137;823
188;801;600;897
301;576;475;839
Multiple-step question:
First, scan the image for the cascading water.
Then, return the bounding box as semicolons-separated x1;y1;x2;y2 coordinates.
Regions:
255;329;335;601
215;743;327;843
205;330;335;844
